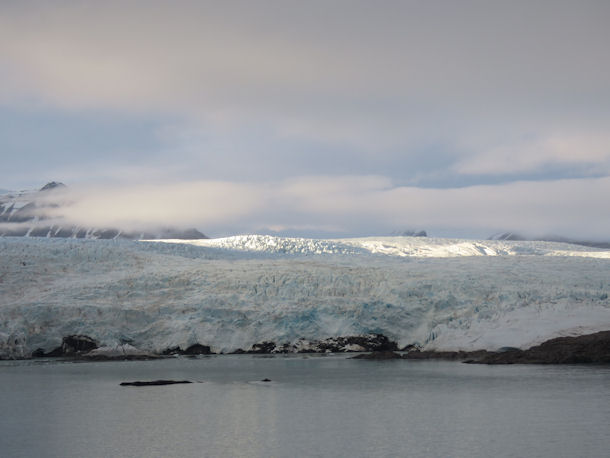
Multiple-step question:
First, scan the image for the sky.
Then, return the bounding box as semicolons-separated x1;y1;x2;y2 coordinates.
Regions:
1;1;610;239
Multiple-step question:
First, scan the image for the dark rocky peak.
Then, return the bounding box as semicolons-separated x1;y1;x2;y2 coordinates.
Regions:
391;229;427;237
40;182;66;192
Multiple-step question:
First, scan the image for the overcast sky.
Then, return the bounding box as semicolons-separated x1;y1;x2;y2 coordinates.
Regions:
1;1;610;238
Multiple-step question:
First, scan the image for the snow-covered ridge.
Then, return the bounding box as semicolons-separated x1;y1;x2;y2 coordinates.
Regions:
1;235;609;358
152;234;610;259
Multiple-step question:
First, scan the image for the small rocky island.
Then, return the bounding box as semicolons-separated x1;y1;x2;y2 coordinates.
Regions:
120;380;193;387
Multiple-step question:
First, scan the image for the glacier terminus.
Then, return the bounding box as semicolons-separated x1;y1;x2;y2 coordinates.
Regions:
1;235;609;359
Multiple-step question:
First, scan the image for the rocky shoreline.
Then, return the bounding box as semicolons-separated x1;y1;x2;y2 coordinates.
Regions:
12;333;398;361
354;331;610;364
4;331;609;364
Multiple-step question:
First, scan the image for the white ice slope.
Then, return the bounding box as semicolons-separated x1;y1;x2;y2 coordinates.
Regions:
1;235;609;358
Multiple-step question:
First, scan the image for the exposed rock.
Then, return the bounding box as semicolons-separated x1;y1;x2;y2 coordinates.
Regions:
161;343;214;355
401;331;610;364
42;346;64;358
249;341;277;354
391;230;427;237
403;349;493;361
33;335;100;357
240;334;399;354
120;380;192;387
84;353;161;361
272;343;295;353
470;331;610;364
314;334;398;353
351;351;402;360
184;344;213;355
31;348;46;358
40;182;66;192
61;335;99;354
161;346;182;355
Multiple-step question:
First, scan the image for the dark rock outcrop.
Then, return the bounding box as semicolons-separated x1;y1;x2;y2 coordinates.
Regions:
390;230;427;237
470;331;610;364
83;353;161;362
402;331;610;364
40;182;66;192
62;335;99;354
184;344;213;355
33;335;99;358
250;341;277;354
239;334;400;354
31;348;47;358
403;349;492;361
351;351;402;360
161;344;214;355
316;334;398;352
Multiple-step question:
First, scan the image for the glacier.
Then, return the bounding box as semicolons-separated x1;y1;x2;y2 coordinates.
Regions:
1;235;609;358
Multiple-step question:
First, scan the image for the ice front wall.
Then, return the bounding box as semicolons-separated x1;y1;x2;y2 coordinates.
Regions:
1;236;609;358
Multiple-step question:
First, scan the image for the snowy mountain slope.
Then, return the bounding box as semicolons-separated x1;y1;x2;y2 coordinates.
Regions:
0;183;206;240
1;236;609;358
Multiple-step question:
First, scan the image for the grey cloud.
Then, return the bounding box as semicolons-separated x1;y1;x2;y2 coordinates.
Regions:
33;176;610;240
1;1;609;166
1;1;610;237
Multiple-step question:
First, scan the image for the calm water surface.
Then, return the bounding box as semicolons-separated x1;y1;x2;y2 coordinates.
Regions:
0;355;609;458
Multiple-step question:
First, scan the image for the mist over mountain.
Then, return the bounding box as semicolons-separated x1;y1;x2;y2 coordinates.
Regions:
0;182;207;240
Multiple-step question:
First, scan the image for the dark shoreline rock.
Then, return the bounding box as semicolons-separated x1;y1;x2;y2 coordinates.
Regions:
403;350;493;361
351;351;402;360
403;331;610;365
16;331;610;364
161;344;214;356
31;335;99;358
468;331;610;364
82;353;162;362
230;334;400;354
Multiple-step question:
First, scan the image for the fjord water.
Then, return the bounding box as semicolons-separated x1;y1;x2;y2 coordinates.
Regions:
1;356;608;458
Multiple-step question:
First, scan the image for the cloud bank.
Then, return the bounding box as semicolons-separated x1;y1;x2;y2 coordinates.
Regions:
33;176;610;240
1;1;609;238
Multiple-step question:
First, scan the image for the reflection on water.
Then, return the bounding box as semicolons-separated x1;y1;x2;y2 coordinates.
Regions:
0;356;609;458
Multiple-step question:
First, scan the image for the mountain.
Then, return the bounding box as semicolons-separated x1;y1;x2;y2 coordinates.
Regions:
0;182;207;240
390;229;427;237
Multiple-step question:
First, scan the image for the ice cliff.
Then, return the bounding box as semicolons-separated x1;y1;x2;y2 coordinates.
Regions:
1;235;609;358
